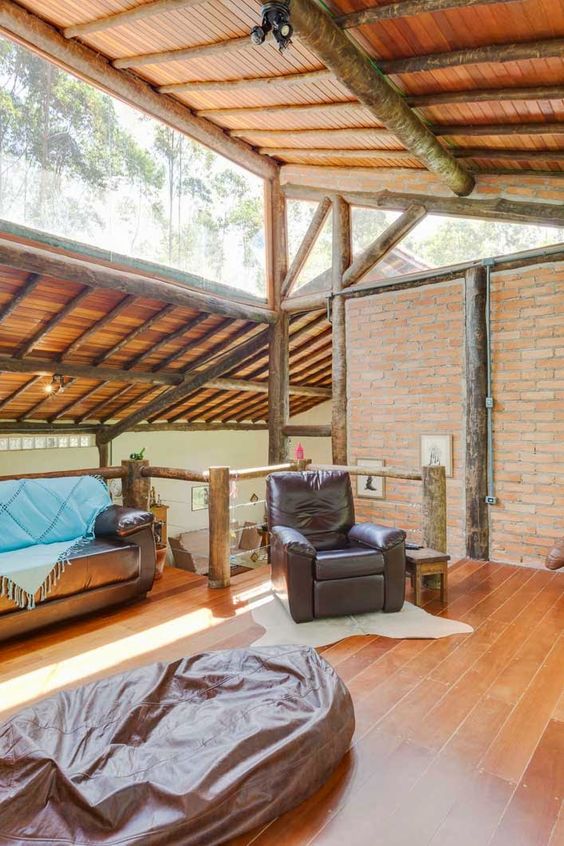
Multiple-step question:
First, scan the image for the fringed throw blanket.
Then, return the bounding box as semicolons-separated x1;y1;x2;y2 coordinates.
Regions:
0;476;111;610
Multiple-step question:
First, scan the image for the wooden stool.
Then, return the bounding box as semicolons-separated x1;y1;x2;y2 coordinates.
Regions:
406;548;450;607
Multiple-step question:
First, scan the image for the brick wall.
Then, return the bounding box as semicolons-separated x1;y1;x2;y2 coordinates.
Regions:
346;261;563;567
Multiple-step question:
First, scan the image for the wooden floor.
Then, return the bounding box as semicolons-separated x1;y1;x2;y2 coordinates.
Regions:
1;560;563;846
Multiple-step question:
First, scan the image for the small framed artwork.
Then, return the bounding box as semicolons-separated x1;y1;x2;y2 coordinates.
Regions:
356;458;385;500
420;434;453;477
191;485;209;511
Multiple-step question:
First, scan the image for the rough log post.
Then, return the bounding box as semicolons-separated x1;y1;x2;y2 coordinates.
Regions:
282;197;331;297
268;177;290;464
290;0;474;195
465;266;490;560
96;433;110;469
121;459;150;510
331;196;351;465
422;466;447;553
208;466;231;589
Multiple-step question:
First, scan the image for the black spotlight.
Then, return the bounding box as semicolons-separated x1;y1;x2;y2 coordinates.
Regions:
250;1;293;52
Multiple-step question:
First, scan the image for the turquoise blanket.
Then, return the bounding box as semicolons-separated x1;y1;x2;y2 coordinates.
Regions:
0;476;111;610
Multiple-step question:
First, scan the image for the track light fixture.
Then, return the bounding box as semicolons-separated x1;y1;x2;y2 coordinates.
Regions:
250;1;293;52
45;374;67;396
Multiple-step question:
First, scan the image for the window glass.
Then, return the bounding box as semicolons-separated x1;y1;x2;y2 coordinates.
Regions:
294;211;333;291
351;207;400;256
0;37;266;297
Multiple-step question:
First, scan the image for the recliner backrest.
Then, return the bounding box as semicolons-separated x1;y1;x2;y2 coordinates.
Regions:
266;470;355;550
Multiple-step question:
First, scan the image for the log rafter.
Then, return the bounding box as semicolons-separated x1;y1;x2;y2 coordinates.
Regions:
282;197;332;298
336;0;520;28
16;288;93;359
63;0;207;39
158;69;333;94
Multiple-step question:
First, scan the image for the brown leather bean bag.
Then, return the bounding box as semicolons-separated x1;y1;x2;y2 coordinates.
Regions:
0;646;354;845
546;538;564;570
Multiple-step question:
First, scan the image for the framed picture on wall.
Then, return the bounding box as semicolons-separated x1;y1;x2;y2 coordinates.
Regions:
191;485;209;511
356;458;385;500
420;434;453;477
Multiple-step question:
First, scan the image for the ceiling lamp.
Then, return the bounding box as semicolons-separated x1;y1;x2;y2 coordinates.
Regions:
251;1;293;52
45;374;67;396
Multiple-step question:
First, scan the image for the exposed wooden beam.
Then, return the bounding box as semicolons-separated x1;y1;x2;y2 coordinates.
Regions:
0;354;183;386
282;184;564;227
158;69;333;94
231;126;393;141
379;38;564;75
152;317;230;372
261;147;416;162
336;0;519;28
207;378;331;398
342;204;427;288
475;168;564;177
435;123;564;137
16;288;92;358
94;304;176;365
98;329;271;442
464;265;489;560
124;313;210;370
283;424;331;437
0;420;270;434
408;85;564;108
0;0;276;180
64;0;207;39
286;0;474;195
0;237;276;323
82;385;136;424
113;35;251;69
62;295;136;359
198;101;363;119
0;273;41;323
455;148;564;161
331;196;350;465
282;197;332;298
0;375;43;414
49;382;106;422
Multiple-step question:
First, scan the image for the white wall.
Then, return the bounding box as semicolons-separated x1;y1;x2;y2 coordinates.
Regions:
0;403;332;539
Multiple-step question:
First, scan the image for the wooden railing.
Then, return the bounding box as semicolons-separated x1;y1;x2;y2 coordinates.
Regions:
3;458;446;589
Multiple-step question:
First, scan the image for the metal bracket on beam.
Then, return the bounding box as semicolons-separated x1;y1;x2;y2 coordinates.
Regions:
326;293;334;324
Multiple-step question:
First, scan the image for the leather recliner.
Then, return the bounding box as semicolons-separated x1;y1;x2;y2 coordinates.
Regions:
267;470;406;623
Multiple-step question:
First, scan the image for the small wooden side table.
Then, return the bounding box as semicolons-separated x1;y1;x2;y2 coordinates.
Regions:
406;548;450;607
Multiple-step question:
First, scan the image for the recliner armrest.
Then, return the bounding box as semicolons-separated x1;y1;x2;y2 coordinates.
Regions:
95;505;154;539
271;525;316;558
348;523;406;551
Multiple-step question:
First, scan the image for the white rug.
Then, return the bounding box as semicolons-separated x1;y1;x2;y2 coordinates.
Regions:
250;592;473;648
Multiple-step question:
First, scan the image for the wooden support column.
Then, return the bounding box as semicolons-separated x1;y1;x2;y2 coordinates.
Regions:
464;265;490;560
208;466;230;589
121;459;150;510
268;177;290;464
96;433;110;468
331;196;351;465
422;466;447;553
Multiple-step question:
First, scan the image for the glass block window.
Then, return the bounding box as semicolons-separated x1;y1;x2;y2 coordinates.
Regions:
0;434;95;451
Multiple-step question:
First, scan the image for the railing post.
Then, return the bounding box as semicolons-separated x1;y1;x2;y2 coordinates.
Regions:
96;433;110;468
121;459;150;510
208;466;231;589
422;465;447;553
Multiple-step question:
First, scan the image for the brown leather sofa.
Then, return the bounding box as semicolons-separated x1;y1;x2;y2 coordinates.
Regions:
0;505;156;642
267;470;406;622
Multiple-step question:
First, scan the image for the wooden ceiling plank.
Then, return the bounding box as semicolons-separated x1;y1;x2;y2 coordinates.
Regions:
290;0;474;195
0;272;41;324
16;288;92;358
336;0;520;28
64;0;207;39
0;237;276;323
0;1;276;181
94;304;177;365
380;38;564;75
261;148;417;161
206;377;331;397
282;197;332;298
61;294;136;360
126;313;210;369
151;317;231;372
0;375;43;414
282;184;564;227
159;69;333;94
98;328;271;442
342;204;427;288
113;35;252;69
48;381;106;422
84;384;140;423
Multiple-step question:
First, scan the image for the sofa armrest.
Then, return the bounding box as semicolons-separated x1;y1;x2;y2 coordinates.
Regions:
271;525;316;558
94;505;154;539
348;523;406;612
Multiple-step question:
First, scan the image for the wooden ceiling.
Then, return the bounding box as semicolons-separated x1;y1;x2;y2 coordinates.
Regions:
0;253;331;428
6;0;562;181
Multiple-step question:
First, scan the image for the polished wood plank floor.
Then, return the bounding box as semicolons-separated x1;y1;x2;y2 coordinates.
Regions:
1;561;562;846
